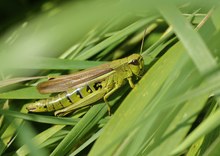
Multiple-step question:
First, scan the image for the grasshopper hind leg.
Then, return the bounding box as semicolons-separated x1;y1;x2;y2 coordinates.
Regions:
103;85;121;115
54;90;106;116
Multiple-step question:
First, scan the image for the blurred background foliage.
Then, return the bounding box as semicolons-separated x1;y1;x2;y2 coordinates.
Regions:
0;0;220;155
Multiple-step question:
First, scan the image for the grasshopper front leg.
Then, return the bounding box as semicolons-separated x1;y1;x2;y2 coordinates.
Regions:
127;77;135;88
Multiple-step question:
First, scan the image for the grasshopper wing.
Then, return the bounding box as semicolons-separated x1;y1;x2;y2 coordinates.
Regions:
37;63;113;94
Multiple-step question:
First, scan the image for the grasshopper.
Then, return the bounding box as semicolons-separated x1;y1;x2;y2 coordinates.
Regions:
26;54;144;116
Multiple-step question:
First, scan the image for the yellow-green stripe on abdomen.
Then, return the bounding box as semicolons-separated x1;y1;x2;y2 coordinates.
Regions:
27;82;103;112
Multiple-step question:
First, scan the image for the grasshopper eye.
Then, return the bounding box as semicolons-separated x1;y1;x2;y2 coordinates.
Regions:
129;59;139;65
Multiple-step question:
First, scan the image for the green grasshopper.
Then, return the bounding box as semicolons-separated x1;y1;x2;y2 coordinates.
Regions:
26;54;144;116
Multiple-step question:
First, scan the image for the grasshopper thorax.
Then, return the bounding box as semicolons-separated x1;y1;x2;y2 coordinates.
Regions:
127;54;144;77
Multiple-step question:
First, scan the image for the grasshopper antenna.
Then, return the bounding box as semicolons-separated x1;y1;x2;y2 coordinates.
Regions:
140;28;147;54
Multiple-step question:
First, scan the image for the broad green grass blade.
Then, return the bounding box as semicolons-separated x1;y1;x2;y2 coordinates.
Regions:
89;41;186;156
130;54;209;156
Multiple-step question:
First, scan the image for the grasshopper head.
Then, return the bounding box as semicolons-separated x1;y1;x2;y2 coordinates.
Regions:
26;101;48;112
128;54;144;77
